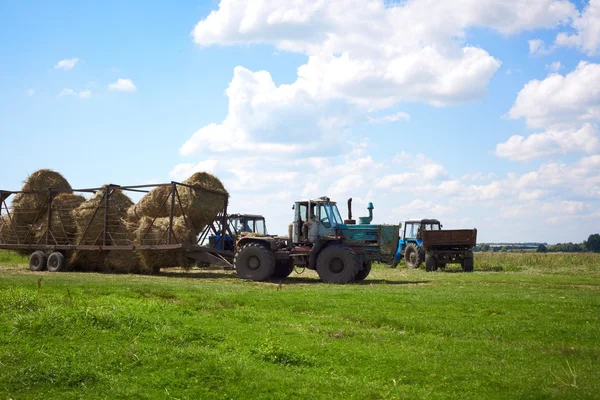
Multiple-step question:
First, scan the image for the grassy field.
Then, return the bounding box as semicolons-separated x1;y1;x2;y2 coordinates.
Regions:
1;251;599;399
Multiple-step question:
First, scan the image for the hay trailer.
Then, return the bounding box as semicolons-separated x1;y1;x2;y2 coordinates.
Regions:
0;182;234;273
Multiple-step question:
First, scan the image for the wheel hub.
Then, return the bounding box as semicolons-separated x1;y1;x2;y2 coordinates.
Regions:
248;256;260;270
329;257;344;274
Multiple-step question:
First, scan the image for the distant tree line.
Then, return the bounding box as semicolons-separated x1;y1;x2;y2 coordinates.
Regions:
475;234;600;253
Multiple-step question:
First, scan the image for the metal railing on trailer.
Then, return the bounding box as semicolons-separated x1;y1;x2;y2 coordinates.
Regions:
0;182;234;270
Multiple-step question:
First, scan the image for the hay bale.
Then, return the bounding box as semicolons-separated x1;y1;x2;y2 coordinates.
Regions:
135;216;197;272
70;185;141;273
126;185;172;222
179;172;228;231
72;185;134;246
11;169;72;226
126;172;227;232
33;193;86;245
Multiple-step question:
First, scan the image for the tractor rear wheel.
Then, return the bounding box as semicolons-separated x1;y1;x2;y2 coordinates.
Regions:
29;251;47;272
404;243;422;269
272;259;295;279
355;261;372;281
234;243;275;281
316;245;360;284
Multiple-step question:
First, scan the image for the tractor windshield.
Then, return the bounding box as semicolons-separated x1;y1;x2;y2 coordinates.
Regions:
330;204;343;225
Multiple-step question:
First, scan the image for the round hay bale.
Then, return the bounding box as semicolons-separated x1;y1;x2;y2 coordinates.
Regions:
135;216;197;271
126;185;172;223
33;193;86;245
178;172;228;232
12;169;72;226
72;185;134;246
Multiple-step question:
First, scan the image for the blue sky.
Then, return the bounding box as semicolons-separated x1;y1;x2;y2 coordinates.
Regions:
1;0;599;243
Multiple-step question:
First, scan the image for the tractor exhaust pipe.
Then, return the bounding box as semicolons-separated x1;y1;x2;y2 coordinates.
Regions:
345;198;356;225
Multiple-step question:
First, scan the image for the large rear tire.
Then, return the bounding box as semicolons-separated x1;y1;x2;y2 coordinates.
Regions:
316;245;359;284
29;251;47;272
355;261;372;281
404;243;422;269
272;259;295;279
47;252;67;272
234;243;275;281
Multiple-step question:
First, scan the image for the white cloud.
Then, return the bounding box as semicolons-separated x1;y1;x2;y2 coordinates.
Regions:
368;111;410;124
528;39;553;55
58;88;92;99
555;0;600;56
508;62;600;128
26;89;35;96
392;199;455;220
169;160;219;180
546;61;562;72
54;57;79;70
495;124;600;160
108;78;137;92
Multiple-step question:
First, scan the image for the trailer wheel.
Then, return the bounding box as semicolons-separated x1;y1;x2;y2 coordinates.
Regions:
462;256;474;272
234;243;275;281
355;261;372;281
404;243;422;269
29;251;47;272
425;254;437;272
316;245;359;284
272;259;295;279
46;252;67;272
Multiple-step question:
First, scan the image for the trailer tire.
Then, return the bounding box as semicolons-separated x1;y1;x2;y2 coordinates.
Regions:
29;251;47;272
355;261;372;281
425;254;438;272
316;245;359;284
47;252;66;272
462;255;474;272
234;243;275;281
272;259;294;279
404;243;422;269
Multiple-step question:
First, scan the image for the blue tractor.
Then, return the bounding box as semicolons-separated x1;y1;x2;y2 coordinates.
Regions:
391;219;442;269
232;197;399;283
202;214;268;252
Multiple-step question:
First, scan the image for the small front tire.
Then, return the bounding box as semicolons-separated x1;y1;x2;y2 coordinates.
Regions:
404;243;422;269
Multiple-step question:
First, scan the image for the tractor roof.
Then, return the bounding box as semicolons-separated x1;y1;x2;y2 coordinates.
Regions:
405;219;441;224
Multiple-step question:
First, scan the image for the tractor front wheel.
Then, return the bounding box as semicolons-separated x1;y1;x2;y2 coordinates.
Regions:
316;245;360;284
234;243;275;281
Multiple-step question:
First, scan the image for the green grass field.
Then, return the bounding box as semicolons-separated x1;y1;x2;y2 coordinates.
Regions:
1;251;599;399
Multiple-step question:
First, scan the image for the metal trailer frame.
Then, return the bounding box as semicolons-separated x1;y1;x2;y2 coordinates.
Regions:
0;182;234;269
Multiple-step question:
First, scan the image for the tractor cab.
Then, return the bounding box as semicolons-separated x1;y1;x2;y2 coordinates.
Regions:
402;219;442;243
229;214;267;236
206;214;268;251
292;197;344;244
391;219;442;268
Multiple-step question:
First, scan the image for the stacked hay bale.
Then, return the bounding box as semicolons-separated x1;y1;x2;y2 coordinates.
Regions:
11;169;72;227
70;185;141;273
129;172;228;272
33;193;86;245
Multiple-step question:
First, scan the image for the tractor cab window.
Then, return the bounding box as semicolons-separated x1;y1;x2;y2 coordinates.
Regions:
255;219;267;235
330;204;343;225
423;223;440;231
405;223;420;239
319;204;331;228
244;219;255;233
